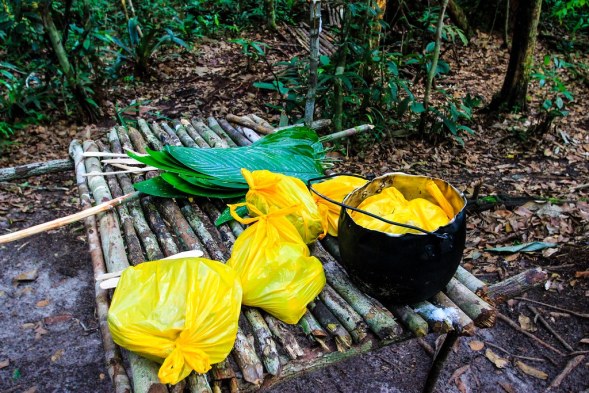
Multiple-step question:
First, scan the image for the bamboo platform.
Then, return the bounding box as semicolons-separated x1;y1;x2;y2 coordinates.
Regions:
70;114;546;393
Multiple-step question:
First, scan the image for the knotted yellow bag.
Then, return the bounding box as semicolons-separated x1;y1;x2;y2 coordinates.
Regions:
311;175;368;236
241;168;324;243
227;203;326;324
107;258;242;384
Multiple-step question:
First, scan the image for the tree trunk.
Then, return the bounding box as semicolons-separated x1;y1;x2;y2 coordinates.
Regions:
489;0;542;112
40;1;98;122
447;0;472;37
265;0;277;30
304;0;321;127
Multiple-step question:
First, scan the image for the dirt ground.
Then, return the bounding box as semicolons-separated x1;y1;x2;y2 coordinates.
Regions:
1;28;588;392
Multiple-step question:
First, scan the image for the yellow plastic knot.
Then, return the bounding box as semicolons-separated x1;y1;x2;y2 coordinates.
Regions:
158;333;211;384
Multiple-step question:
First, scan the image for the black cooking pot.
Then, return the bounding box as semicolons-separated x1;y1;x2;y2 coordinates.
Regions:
311;172;467;305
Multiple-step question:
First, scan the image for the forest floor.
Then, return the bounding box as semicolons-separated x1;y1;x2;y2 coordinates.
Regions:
0;27;588;393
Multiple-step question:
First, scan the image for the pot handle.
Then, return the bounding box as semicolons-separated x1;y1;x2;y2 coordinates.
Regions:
307;174;451;242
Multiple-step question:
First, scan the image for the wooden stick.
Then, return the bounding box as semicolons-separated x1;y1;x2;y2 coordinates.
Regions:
187;373;212;393
431;292;476;336
527;305;574;352
226;114;274;135
445;277;496;328
412;301;455;334
496;313;565;356
171;121;198;148
96;140;145;266
264;314;305;360
299;311;331;351
217;118;252;147
137;119;164;150
391;305;429;337
319;285;368;343
0;189;141;245
548;354;586;389
272;118;331;132
485;341;547;362
207;117;238;148
309;299;353;352
235;125;261;142
156;121;182;146
487;268;548;304
244;307;282;376
513;297;589;319
454;266;488;296
248;114;274;130
109;129;165;261
0;158;73;182
232;327;264;385
319;124;375;142
313;241;404;342
69;140;132;393
180;119;210;148
191;119;226;148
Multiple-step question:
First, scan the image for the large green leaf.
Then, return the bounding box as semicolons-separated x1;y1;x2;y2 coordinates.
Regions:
160;173;246;198
133;176;190;198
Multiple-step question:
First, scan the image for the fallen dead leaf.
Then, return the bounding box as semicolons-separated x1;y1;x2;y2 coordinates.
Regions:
21;323;36;330
499;381;517;393
515;360;548;380
22;386;38;393
13;269;38;282
34;324;48;340
43;314;73;325
485;348;509;368
469;340;485;351
575;271;589;279
580;338;589;345
448;364;470;383
36;299;49;308
518;314;537;332
0;359;9;369
50;349;64;363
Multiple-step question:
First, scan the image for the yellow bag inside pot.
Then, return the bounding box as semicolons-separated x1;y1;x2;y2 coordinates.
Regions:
107;258;242;384
227;203;326;324
312;175;368;237
351;180;453;235
241;168;324;244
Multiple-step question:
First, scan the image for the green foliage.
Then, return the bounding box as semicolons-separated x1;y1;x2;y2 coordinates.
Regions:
530;55;574;120
98;18;189;77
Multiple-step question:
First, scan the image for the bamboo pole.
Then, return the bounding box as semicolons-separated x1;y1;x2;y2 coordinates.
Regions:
487;268;548;304
207;117;238;148
319;285;368;343
96;139;145;265
0;158;73;182
83;140;168;392
391;306;429;337
311;242;403;342
69;140;132;393
299;311;331;351
110;129;165;261
226;114;274;135
308;299;352;352
272;118;331;132
191;119;226;147
431;292;476;336
217;118;252;147
445;278;496;328
0;189;140;244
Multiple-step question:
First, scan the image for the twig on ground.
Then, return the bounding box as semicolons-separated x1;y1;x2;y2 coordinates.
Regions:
527;305;574;352
484;341;546;362
548;354;586;390
514;297;589;319
496;313;565;356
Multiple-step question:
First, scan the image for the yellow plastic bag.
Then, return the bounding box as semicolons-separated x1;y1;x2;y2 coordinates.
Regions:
107;258;242;384
241;168;324;243
351;184;450;235
227;203;326;324
311;175;368;237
